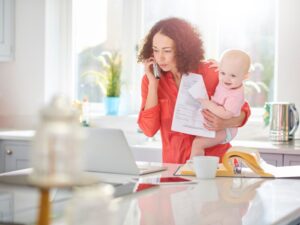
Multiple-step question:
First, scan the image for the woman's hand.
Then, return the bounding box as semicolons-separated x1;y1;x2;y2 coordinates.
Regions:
207;59;219;72
143;57;159;84
199;98;211;109
201;109;246;131
143;57;160;110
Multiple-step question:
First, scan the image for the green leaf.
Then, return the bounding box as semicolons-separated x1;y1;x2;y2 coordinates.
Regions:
81;50;122;97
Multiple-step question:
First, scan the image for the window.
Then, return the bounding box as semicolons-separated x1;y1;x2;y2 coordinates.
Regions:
72;0;108;103
72;0;140;115
72;0;276;115
142;0;275;108
217;0;275;107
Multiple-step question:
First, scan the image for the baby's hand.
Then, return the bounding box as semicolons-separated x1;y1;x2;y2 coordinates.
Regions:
199;98;210;108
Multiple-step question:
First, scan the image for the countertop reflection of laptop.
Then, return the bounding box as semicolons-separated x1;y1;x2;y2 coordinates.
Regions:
83;128;167;176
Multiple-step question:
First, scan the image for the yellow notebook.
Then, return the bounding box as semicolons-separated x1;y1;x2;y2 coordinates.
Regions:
175;147;300;178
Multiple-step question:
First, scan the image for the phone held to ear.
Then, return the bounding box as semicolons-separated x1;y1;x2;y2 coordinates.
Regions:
153;63;161;79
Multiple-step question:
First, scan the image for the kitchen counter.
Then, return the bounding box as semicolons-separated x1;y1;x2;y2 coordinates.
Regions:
2;129;300;156
0;130;34;141
232;139;300;155
131;139;300;152
1;164;300;225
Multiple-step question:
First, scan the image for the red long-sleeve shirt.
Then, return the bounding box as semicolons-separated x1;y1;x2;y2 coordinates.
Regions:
138;62;250;164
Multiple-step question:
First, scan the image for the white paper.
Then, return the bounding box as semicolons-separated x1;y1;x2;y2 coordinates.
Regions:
171;73;215;137
188;80;209;100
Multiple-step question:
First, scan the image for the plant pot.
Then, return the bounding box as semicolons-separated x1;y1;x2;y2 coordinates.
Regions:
104;97;120;115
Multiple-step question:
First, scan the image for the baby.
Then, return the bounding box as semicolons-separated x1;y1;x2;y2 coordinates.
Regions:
190;49;251;158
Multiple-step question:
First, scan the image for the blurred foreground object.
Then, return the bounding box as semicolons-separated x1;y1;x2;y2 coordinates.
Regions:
30;95;85;186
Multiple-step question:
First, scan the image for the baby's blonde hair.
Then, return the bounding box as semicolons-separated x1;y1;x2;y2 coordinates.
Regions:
220;49;251;75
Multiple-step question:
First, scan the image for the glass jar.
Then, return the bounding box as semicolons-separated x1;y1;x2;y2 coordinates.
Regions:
30;96;84;186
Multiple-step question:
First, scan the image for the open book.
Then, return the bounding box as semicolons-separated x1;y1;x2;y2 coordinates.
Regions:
175;147;300;178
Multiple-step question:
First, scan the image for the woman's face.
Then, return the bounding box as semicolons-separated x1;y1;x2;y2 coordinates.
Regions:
152;32;177;74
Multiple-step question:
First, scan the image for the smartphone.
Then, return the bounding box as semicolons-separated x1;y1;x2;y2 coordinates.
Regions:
152;63;161;79
159;177;193;183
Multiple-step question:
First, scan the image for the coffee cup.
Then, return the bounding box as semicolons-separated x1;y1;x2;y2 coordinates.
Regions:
193;156;219;179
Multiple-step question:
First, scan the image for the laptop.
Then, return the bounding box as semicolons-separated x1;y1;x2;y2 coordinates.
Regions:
83;128;167;175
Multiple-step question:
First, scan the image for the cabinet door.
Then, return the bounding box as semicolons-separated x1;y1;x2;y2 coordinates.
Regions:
0;143;4;173
0;192;13;221
0;0;14;61
260;153;283;167
283;155;300;166
2;140;31;172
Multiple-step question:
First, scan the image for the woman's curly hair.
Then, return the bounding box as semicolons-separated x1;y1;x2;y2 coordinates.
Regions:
137;17;204;75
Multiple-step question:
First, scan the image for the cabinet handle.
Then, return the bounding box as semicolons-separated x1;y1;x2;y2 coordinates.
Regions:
6;148;13;155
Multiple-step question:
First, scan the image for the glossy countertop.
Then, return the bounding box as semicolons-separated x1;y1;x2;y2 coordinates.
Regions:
2;129;300;155
1;164;300;225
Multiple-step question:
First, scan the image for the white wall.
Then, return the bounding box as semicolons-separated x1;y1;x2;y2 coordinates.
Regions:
0;0;72;129
0;0;45;129
276;0;300;138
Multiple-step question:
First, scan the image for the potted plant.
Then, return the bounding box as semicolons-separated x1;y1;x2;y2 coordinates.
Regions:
83;51;122;115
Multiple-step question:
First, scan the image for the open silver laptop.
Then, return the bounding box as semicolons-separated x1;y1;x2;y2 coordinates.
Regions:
83;128;167;175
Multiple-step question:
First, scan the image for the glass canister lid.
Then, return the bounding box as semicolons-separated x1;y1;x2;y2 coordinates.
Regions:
40;95;79;120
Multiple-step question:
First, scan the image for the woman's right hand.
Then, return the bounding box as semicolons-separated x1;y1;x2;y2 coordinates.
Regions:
143;57;160;110
144;57;159;85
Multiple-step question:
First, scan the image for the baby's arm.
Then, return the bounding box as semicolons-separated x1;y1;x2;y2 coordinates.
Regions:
199;99;234;119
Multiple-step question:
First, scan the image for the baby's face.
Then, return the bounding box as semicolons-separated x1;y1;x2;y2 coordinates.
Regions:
219;57;248;89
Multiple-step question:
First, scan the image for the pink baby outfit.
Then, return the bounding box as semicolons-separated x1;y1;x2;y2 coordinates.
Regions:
211;84;245;142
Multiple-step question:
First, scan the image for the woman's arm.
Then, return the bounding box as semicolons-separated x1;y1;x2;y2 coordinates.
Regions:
143;58;160;110
201;102;251;131
137;59;161;137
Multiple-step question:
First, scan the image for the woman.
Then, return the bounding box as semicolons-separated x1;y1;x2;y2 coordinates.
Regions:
137;17;250;164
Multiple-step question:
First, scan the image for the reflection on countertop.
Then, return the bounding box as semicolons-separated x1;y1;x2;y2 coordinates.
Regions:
1;164;300;225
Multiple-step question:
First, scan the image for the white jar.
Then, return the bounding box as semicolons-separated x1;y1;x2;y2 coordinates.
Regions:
30;96;85;186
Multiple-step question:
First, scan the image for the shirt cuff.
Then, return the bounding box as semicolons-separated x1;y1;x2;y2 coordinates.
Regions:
138;104;160;122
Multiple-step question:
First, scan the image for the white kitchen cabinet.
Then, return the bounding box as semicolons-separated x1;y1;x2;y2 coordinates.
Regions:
260;153;300;167
232;140;300;167
0;192;13;221
260;153;284;167
0;0;14;61
0;140;31;173
283;154;300;166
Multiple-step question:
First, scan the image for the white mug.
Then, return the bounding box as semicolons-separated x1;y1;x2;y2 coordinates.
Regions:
193;156;219;179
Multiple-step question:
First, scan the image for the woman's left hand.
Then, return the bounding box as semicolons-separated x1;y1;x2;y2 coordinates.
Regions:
207;59;219;72
201;109;246;131
201;109;225;131
199;98;210;109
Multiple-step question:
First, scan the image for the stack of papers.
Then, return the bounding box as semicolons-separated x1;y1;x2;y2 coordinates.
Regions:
171;73;215;138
